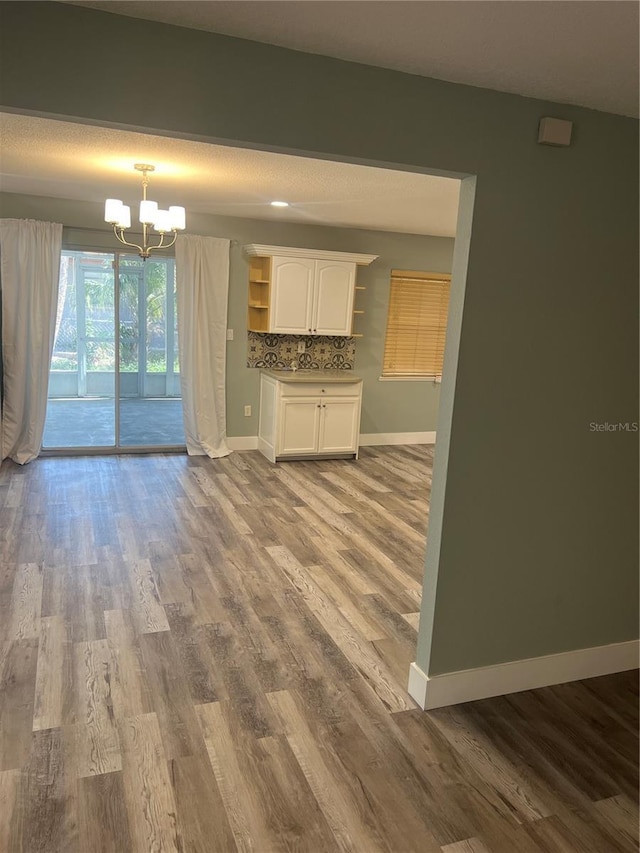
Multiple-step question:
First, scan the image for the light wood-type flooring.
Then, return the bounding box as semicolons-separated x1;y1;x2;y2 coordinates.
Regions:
0;446;637;852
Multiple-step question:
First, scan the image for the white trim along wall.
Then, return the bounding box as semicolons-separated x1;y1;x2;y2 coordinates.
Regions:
408;640;640;710
359;432;436;446
227;432;437;452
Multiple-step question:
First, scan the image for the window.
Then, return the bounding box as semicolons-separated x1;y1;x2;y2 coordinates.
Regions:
382;269;451;378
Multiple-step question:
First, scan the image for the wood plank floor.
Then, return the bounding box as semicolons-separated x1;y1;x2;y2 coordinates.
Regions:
0;446;637;852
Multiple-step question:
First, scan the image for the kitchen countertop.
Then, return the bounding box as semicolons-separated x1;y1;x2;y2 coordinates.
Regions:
262;369;362;384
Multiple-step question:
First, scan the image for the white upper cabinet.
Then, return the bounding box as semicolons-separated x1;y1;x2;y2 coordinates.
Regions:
270;256;315;334
313;260;356;335
271;256;356;335
245;245;377;336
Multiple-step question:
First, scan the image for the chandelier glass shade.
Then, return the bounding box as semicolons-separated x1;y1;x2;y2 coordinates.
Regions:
104;163;186;260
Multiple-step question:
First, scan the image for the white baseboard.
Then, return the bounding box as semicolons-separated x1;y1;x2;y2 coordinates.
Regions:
227;436;259;451
408;639;640;710
359;431;436;446
228;433;435;451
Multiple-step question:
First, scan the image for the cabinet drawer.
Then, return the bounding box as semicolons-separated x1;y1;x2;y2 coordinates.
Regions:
279;382;361;398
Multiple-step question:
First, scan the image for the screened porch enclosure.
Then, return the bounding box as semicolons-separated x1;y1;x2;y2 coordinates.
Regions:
43;249;185;448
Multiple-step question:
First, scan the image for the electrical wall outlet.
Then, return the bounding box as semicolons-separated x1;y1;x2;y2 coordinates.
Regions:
226;328;234;341
244;405;251;417
297;341;306;353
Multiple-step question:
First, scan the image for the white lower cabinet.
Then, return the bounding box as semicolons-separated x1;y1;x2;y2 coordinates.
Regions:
318;398;361;454
280;399;321;455
258;373;362;463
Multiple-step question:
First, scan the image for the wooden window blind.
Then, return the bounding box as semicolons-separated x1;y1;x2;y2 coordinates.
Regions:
382;270;451;377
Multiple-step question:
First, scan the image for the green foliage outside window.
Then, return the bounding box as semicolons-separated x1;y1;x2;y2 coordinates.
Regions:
51;252;178;374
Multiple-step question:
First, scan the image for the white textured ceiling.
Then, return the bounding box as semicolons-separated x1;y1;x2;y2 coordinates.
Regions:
0;113;460;237
5;1;636;237
66;0;640;118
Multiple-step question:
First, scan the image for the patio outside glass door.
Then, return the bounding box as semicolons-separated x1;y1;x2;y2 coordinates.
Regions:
43;249;185;450
118;254;182;446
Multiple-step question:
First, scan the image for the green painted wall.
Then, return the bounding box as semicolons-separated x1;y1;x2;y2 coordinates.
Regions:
1;2;637;675
0;192;453;437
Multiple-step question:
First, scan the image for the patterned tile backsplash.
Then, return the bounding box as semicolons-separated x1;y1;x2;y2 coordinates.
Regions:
247;332;356;370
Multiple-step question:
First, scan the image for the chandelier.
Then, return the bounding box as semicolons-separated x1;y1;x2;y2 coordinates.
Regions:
104;163;186;260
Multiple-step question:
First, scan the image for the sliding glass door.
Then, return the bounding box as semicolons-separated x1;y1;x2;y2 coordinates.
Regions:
118;254;182;446
43;249;184;450
44;251;116;447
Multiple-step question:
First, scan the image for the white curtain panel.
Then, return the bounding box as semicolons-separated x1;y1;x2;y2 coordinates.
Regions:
175;235;231;458
0;219;62;464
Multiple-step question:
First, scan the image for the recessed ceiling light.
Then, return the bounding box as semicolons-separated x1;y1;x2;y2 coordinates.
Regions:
270;200;289;207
